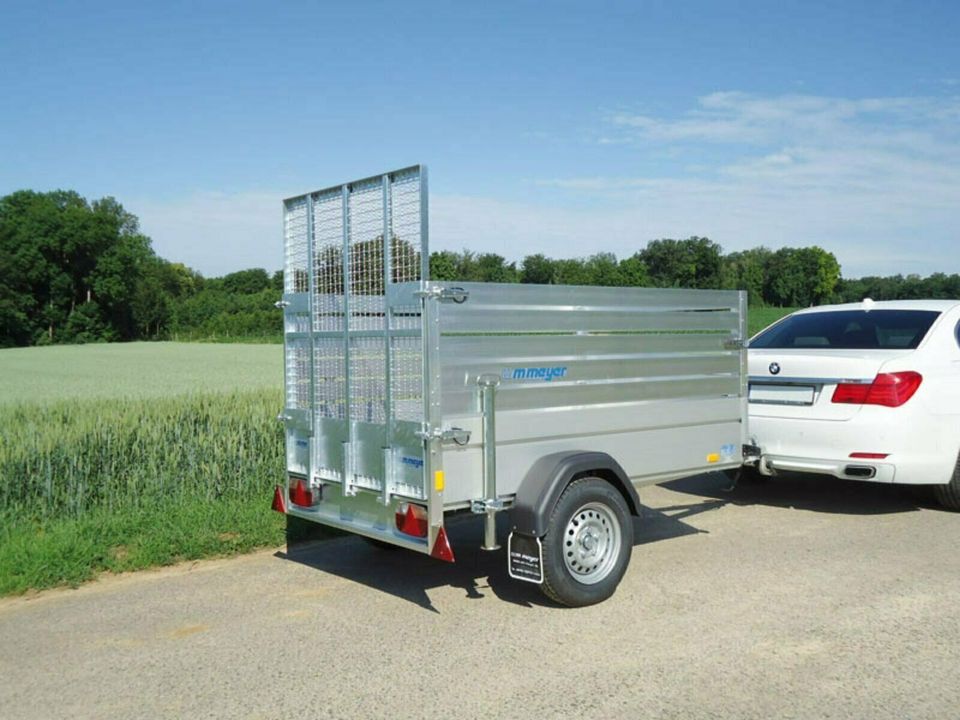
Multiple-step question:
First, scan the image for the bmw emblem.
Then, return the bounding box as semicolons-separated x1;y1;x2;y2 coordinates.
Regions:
769;362;781;375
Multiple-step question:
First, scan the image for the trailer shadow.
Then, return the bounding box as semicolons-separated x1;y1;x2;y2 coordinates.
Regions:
275;496;726;612
664;470;935;515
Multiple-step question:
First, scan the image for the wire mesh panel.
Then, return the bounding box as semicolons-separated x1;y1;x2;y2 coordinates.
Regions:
349;336;388;424
285;338;311;410
314;338;345;420
347;178;387;333
282;196;312;420
284;197;309;293
312;189;345;333
282;165;428;499
390;170;424;284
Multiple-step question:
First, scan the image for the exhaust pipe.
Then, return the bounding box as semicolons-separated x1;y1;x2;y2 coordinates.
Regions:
844;465;876;479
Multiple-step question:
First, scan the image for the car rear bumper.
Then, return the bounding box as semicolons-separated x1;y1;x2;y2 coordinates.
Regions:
750;413;955;485
757;454;896;483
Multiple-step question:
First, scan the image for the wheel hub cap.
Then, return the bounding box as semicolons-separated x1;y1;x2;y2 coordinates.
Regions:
562;502;623;586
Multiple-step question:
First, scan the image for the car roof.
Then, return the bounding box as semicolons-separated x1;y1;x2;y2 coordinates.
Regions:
791;299;960;315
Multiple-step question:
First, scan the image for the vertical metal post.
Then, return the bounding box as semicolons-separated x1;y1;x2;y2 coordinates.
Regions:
419;166;429;281
423;290;444;549
479;374;501;551
304;194;317;463
380;174;393;505
341;184;356;496
738;290;749;456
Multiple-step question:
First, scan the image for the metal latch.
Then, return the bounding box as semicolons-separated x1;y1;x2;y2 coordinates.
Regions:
471;498;506;514
723;336;745;350
416;425;471;446
415;286;469;304
274;299;290;309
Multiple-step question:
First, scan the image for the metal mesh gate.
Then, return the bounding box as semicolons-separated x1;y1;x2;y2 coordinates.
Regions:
281;166;428;498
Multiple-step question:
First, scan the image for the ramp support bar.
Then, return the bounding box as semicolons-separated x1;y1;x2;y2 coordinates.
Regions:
478;374;502;551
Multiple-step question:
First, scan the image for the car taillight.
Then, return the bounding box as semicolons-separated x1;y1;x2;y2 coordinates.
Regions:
395;503;429;538
832;372;922;408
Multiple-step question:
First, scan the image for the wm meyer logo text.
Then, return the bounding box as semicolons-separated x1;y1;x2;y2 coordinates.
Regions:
502;366;568;382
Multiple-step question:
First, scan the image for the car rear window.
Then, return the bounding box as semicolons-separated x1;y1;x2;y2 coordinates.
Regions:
751;310;941;350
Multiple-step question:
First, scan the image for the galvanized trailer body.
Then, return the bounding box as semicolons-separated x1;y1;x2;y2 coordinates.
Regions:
278;165;747;590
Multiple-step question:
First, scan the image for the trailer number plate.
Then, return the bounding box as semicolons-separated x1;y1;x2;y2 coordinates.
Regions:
508;532;543;584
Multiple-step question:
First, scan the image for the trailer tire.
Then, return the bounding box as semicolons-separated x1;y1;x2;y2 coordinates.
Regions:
933;451;960;511
540;477;633;607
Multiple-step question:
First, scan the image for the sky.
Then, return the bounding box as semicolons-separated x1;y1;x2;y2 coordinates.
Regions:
1;0;958;278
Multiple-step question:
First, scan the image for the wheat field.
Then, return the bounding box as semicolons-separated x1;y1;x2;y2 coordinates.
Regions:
0;343;286;595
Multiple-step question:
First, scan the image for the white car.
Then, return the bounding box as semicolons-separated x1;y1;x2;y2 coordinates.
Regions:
747;299;960;510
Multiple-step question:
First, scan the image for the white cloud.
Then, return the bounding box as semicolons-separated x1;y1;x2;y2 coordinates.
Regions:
128;191;286;276
128;92;960;279
544;92;960;277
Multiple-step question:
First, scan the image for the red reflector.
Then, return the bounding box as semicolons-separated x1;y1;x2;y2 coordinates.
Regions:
849;452;889;459
395;503;428;538
290;478;313;507
271;485;286;514
430;526;455;563
832;372;922;408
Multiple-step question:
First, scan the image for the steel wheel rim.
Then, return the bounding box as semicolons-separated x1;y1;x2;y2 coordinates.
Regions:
562;501;621;585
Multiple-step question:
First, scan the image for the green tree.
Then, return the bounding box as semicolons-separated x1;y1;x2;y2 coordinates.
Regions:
0;190;156;345
429;250;461;281
222;268;271;294
520;254;556;284
721;247;772;306
584;253;622;286
640;237;723;289
765;246;840;306
617;253;649;287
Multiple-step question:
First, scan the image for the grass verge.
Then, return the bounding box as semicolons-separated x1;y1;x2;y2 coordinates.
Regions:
0;499;285;596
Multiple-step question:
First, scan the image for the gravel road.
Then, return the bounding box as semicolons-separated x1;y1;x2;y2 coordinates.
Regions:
2;473;959;720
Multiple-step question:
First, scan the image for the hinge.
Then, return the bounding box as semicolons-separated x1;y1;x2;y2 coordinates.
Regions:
415;425;471;446
723;337;745;350
414;286;469;304
274;299;290;309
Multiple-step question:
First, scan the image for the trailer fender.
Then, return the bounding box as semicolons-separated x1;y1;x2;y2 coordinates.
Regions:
510;451;641;538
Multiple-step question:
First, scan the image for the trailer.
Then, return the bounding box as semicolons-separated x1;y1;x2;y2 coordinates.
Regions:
274;165;749;606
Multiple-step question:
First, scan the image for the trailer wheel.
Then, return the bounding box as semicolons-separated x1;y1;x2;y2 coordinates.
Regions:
933;451;960;511
540;477;633;607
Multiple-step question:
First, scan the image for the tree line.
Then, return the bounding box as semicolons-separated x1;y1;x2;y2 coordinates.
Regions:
1;189;958;348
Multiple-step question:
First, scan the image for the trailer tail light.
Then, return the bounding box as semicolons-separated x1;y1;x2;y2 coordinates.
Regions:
395;503;428;538
288;476;316;508
831;372;922;408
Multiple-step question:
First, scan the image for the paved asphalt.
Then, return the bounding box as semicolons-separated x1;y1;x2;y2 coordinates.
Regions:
2;472;959;720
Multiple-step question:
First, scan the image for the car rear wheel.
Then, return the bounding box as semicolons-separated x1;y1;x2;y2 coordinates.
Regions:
933;451;960;511
540;477;633;607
